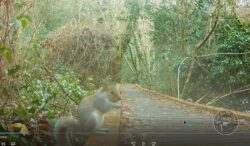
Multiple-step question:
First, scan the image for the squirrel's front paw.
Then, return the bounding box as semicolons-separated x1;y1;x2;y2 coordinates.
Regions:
113;102;121;108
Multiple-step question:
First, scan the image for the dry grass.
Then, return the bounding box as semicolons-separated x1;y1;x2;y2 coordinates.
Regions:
236;7;250;24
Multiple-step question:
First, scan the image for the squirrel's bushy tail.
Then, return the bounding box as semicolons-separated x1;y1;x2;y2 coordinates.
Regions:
54;118;87;146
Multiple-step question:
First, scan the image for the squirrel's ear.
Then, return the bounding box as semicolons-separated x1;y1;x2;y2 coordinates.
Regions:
116;83;122;91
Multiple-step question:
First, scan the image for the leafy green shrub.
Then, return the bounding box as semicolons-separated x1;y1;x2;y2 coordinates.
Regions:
204;29;250;90
182;16;250;110
18;66;96;119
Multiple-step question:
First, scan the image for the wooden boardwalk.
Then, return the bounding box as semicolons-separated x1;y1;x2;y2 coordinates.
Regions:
86;84;250;146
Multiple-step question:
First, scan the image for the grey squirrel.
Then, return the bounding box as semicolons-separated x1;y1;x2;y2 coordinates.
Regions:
54;84;122;146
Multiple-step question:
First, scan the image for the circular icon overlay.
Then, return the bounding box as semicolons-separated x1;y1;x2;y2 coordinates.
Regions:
213;110;239;135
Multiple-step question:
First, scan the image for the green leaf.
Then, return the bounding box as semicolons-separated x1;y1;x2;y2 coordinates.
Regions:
16;14;31;29
21;19;28;28
7;65;21;75
0;23;5;30
27;107;36;114
16;15;32;22
15;106;28;117
24;15;32;22
2;87;9;96
0;46;6;53
5;49;12;62
16;15;24;20
14;2;26;9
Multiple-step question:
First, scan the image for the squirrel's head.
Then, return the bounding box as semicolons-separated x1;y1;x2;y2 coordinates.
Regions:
102;83;122;102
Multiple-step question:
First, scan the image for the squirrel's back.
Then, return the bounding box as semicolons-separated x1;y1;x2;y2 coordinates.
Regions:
78;84;121;132
54;84;122;146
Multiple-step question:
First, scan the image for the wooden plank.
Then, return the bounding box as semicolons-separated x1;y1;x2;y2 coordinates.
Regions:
119;84;250;146
85;84;250;146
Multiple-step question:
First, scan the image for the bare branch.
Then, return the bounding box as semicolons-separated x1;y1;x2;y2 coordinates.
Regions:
177;52;250;99
43;65;78;105
198;51;250;57
194;1;220;55
207;88;250;105
180;1;221;98
124;55;137;76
